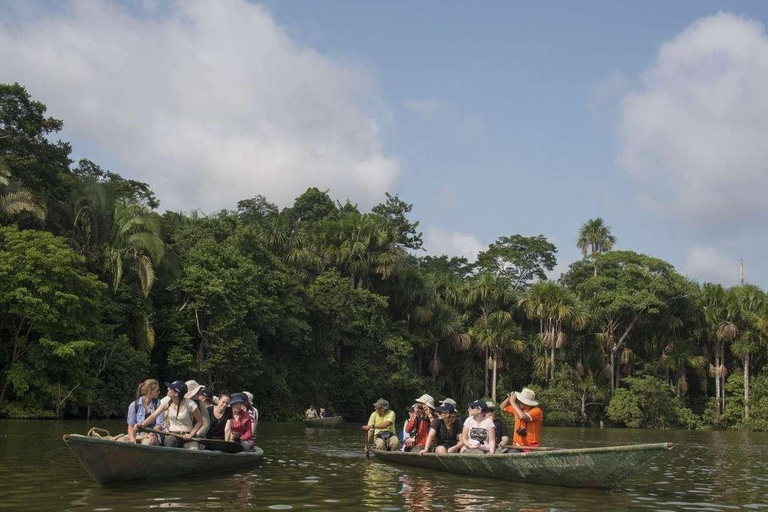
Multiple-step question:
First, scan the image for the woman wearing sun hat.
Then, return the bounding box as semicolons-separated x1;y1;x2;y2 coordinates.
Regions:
140;380;204;449
404;394;435;452
500;387;542;449
185;380;210;438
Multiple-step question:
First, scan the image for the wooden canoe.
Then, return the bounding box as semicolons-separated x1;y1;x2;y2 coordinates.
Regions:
373;442;672;489
63;434;264;483
305;415;343;428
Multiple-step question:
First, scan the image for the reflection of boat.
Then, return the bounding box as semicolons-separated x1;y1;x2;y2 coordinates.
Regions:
63;434;264;483
374;443;672;489
305;416;343;428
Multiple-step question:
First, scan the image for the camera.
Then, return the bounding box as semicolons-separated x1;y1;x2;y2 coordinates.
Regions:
516;427;527;437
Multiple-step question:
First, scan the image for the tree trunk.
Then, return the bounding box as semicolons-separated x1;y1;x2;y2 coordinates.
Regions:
581;393;587;424
491;353;498;403
714;345;721;415
484;347;489;398
720;344;726;414
744;354;750;421
609;351;615;394
550;340;556;380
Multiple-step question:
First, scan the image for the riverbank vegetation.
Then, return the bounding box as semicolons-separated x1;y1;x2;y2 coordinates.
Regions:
1;83;767;431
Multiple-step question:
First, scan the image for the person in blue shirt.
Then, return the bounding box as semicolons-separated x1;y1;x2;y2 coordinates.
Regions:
123;379;165;445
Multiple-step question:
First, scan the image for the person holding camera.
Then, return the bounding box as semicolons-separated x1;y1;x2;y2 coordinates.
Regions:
404;394;435;452
500;388;542;450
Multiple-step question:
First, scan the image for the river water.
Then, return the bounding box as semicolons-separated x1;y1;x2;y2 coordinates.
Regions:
0;419;766;511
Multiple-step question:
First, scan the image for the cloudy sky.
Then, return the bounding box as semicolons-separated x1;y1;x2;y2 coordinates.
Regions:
1;0;767;287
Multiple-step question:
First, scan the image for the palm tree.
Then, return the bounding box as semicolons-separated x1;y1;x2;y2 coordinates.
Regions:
470;310;524;402
0;156;46;222
700;283;729;414
576;218;616;276
519;281;589;381
658;338;708;396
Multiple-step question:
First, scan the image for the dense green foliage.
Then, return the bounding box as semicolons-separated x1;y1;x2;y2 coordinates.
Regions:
1;83;767;430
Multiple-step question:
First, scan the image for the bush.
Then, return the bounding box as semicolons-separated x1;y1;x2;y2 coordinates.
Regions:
607;374;701;429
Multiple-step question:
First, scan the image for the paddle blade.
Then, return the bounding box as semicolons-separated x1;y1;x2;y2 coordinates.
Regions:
200;439;245;454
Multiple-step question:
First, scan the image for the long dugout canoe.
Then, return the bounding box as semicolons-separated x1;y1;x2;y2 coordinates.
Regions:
305;416;344;428
373;442;672;489
63;434;264;484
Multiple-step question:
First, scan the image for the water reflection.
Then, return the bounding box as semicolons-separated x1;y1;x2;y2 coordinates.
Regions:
0;420;767;511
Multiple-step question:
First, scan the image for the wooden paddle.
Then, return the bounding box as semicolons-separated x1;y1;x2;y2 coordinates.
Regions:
505;445;558;452
138;427;244;454
364;426;371;458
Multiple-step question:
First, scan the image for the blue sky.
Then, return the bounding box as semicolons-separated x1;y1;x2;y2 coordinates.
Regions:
2;1;767;286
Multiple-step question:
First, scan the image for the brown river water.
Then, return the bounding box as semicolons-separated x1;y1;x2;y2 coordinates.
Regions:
0;419;766;511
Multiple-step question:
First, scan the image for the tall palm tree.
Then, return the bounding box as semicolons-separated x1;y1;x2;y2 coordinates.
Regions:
576;218;616;276
658;338;708;396
519;281;589;381
470;310;523;402
700;283;729;414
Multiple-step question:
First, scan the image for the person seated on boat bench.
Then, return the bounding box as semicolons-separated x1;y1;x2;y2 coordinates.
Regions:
363;398;400;451
319;407;328;418
243;391;258;436
207;392;231;441
404;394;435;452
140;380;204;450
500;388;542;451
420;403;463;455
226;392;254;451
186;380;211;439
486;401;510;453
460;400;496;455
400;405;413;451
305;405;319;420
199;386;214;409
122;379;164;445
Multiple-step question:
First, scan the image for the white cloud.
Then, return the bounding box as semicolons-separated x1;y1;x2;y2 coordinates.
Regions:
403;97;441;120
683;246;740;286
620;12;768;228
0;0;399;211
424;226;484;262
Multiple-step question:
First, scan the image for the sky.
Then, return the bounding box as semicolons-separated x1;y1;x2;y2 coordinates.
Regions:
1;0;767;287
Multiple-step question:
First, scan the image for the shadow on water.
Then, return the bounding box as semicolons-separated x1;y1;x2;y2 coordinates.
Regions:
0;419;766;511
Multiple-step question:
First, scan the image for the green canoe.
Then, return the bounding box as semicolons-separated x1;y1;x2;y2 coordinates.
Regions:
305;415;343;428
373;442;672;489
63;434;264;483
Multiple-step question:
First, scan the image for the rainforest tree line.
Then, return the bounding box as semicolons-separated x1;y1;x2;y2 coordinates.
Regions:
1;82;767;430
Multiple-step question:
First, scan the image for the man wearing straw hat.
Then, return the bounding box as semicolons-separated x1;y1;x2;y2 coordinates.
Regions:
500;387;543;449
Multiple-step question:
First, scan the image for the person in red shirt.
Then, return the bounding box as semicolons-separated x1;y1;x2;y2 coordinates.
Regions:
404;394;435;452
225;392;253;451
500;388;542;450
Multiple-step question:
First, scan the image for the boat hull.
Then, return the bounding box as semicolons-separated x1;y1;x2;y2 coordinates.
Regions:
373;442;671;489
63;434;264;484
305;416;343;428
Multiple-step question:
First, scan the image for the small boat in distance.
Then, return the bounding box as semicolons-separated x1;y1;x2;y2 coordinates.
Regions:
305;416;343;428
373;442;671;489
63;434;264;483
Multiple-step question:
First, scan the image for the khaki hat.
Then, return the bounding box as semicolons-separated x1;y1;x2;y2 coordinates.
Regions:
485;401;496;411
439;398;457;407
243;391;254;403
415;394;435;410
373;398;389;409
184;380;204;399
516;388;538;407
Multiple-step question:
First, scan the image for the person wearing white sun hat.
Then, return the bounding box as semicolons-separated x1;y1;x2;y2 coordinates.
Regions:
404;394;435;451
500;387;542;450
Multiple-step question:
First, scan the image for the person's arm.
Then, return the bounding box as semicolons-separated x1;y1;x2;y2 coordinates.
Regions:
488;426;496;455
420;428;437;455
460;425;470;447
240;417;253;441
185;407;204;440
500;395;512;409
447;438;463;453
505;393;532;422
198;406;211;437
139;401;168;429
225;419;233;442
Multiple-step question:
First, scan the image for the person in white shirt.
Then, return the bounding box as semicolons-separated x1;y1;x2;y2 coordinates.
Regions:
460;399;496;455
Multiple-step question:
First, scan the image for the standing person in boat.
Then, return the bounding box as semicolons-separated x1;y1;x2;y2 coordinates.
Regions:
419;403;463;454
362;398;400;451
185;380;211;438
140;380;204;449
404;394;435;452
486;401;510;452
500;388;542;449
243;391;258;436
460;400;496;454
122;379;164;445
225;392;254;451
207;392;231;441
305;405;319;420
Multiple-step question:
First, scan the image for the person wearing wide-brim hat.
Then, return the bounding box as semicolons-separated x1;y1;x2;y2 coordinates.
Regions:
363;398;400;451
500;387;542;449
405;394;435;451
185;380;211;438
225;392;254;451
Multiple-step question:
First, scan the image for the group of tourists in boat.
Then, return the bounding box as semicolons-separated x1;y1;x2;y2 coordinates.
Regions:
120;378;259;451
363;388;542;455
304;405;330;420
